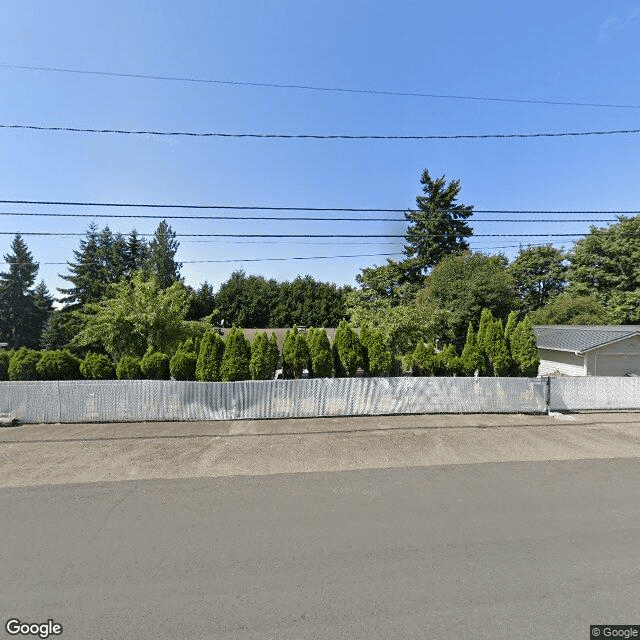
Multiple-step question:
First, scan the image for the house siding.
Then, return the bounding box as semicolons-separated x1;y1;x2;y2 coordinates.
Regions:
588;335;640;376
538;348;585;377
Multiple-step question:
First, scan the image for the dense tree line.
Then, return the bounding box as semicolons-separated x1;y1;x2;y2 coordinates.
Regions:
1;167;638;371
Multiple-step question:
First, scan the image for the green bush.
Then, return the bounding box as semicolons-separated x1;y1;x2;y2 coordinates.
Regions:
460;323;483;376
140;350;171;380
511;316;540;377
250;331;278;380
0;351;12;381
333;320;363;377
366;329;394;376
8;348;41;381
282;327;310;379
170;350;197;381
268;332;280;375
80;353;115;380
195;330;225;382
435;344;462;376
48;351;79;380
412;341;437;376
307;328;333;378
116;355;143;380
220;327;251;382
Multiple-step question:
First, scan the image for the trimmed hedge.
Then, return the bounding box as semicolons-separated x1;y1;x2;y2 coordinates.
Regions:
36;350;81;380
8;348;41;381
116;355;143;380
170;350;197;381
140;350;171;380
80;353;115;380
0;351;12;381
220;327;251;382
196;330;225;382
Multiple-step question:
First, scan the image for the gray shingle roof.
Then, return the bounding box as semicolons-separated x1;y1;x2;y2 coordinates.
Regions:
534;325;640;352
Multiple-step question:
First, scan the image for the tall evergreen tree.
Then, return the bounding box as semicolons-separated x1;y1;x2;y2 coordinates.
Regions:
58;223;102;307
32;280;55;348
148;220;182;289
403;169;474;280
0;235;40;348
123;229;148;277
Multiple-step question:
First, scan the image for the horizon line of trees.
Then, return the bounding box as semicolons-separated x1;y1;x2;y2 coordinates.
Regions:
1;168;638;359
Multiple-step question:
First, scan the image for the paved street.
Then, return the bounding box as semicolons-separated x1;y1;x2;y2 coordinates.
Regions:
1;414;640;639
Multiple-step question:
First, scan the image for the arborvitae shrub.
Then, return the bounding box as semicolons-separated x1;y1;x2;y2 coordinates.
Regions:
220;327;251;382
307;328;333;378
8;348;41;380
170;350;197;381
140;350;171;380
485;319;511;376
460;323;483;376
412;341;437;376
367;329;393;376
268;332;280;376
196;330;225;382
116;356;143;380
511;316;540;377
333;320;363;377
436;344;461;376
0;351;12;381
504;311;518;349
250;331;276;380
282;327;310;379
359;323;373;375
80;353;115;379
35;349;80;380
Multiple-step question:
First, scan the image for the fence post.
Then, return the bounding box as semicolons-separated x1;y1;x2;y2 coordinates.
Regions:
545;376;551;414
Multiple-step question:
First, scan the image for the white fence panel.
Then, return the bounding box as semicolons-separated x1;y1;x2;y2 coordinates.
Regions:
550;377;640;411
0;377;547;424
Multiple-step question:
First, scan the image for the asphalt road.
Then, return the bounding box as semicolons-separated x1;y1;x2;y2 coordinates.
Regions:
1;457;640;640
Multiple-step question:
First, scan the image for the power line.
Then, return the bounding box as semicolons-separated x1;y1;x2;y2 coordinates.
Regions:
0;252;405;266
0;211;620;223
2;122;640;140
0;199;637;215
0;231;620;238
3;63;640;110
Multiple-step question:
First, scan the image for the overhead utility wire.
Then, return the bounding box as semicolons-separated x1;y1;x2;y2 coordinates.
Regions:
0;231;624;239
3;63;640;110
0;211;619;223
1;252;405;266
2;123;640;140
0;200;637;216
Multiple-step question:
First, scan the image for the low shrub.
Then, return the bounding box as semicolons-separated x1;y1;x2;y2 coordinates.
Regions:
36;349;81;380
0;351;12;381
170;350;197;381
80;353;115;380
140;350;170;380
116;356;143;380
8;348;41;381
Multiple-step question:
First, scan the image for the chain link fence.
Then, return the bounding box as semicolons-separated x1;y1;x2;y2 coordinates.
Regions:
550;377;640;411
0;377;547;423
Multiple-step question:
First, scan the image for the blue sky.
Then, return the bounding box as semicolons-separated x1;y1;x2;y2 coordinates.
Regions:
1;0;639;296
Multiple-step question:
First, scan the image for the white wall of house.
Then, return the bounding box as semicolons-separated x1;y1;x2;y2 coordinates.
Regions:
586;335;640;376
538;348;586;377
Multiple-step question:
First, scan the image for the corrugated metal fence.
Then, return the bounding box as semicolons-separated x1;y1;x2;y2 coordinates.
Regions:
1;377;546;423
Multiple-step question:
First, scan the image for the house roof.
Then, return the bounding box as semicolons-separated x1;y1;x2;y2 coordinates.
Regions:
220;327;337;350
534;325;640;353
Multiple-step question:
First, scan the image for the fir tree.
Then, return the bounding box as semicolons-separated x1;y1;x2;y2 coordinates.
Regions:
403;169;474;280
148;220;182;289
0;235;40;348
